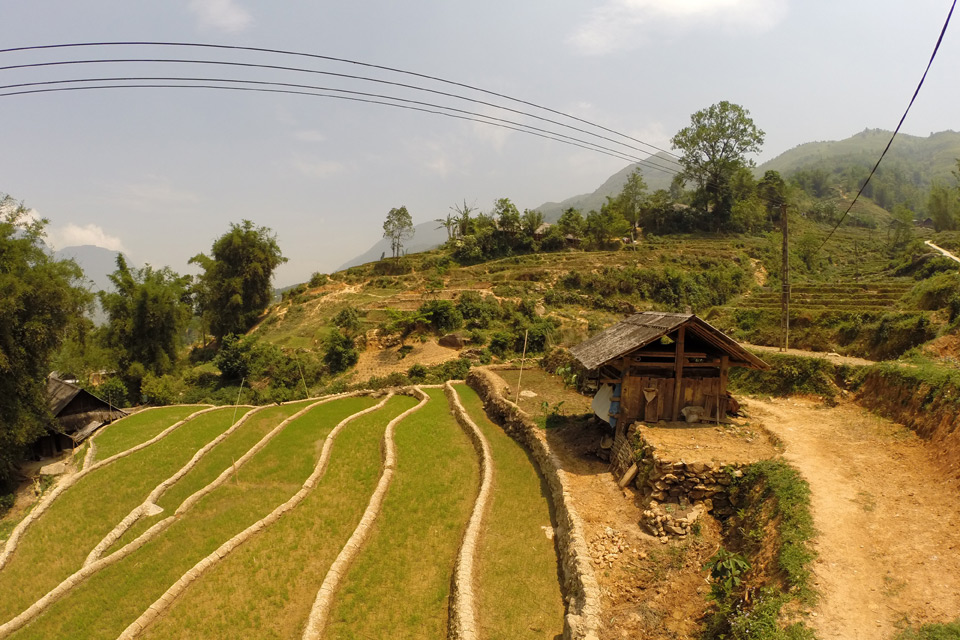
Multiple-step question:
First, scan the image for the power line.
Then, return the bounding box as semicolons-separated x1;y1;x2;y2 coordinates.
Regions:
0;75;687;175
815;0;956;254
0;44;686;167
0;82;657;165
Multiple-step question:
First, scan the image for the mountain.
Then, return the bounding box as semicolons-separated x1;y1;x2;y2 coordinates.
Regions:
337;221;449;271
55;245;126;293
534;151;679;222
758;129;960;184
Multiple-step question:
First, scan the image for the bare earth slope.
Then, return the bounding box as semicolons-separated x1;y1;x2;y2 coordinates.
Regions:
747;397;960;639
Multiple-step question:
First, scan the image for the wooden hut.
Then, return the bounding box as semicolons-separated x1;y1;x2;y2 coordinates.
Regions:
36;375;127;458
570;312;768;428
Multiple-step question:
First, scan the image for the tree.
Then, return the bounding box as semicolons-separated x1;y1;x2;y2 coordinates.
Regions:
451;200;476;237
324;330;358;374
99;255;192;393
0;196;90;489
557;207;585;239
383;206;414;259
927;181;958;231
640;189;674;234
612;168;648;242
521;209;544;236
190;220;286;342
757;170;787;215
491;197;521;233
435;213;458;240
585;207;629;247
671;101;765;230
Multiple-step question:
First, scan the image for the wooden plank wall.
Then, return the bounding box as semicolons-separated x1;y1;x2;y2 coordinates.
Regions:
621;375;723;425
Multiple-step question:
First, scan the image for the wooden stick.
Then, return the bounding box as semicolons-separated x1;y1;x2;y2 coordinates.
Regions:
515;329;529;405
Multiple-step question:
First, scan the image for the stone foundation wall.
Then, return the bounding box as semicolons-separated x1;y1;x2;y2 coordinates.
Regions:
466;368;600;640
610;424;639;478
634;443;743;518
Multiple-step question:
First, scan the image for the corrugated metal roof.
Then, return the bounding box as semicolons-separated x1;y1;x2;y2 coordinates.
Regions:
569;312;768;371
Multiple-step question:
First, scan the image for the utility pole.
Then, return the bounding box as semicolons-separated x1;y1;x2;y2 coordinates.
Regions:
780;203;790;352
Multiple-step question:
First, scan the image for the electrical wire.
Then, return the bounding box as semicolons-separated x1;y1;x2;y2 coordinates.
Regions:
0;76;687;173
814;0;956;254
0;55;685;170
0;41;685;163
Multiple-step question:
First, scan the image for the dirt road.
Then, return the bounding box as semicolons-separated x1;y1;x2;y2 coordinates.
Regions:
747;397;960;639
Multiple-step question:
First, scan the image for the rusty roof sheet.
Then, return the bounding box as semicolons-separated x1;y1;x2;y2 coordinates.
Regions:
569;312;768;371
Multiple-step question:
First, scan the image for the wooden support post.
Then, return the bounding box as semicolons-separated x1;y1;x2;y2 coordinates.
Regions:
719;355;729;419
671;325;685;421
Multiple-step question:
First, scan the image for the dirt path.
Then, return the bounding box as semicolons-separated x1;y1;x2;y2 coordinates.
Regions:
747;397;960;639
924;240;960;265
742;343;876;367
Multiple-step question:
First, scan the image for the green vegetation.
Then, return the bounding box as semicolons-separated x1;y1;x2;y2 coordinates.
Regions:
729;353;847;399
93;405;200;461
455;385;564;638
139;395;416;640
0;406;244;622
895;620;960;640
9;396;373;640
190;220;287;342
105;401;314;552
99;255;193;398
703;460;815;640
327;388;478;639
383;205;415;259
0;196;91;499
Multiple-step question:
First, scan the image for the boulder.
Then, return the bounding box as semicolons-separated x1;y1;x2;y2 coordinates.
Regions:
438;333;467;349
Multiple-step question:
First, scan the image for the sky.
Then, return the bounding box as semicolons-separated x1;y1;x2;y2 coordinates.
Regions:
1;0;958;286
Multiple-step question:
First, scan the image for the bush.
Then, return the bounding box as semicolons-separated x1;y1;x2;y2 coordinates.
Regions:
324;330;358;374
95;377;129;408
140;373;185;405
332;306;363;334
417;299;463;334
456;291;500;329
407;363;428;382
309;272;329;287
729;353;839;398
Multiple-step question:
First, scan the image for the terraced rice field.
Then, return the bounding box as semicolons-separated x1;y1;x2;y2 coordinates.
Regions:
0;387;565;640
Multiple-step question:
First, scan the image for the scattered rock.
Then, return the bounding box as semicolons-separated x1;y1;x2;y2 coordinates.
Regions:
438;333;467;349
39;462;66;476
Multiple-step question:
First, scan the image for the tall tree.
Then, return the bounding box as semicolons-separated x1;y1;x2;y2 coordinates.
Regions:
190;220;286;342
383;205;414;258
99;255;192;389
927;181;957;231
451;200;477;237
612;168;648;243
435;213;458;240
491;197;521;233
521;209;544;236
0;196;90;488
671;101;765;230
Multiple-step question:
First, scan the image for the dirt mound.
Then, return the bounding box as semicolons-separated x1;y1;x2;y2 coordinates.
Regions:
353;340;460;380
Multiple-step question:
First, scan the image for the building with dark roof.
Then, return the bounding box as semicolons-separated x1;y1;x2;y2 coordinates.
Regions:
38;375;127;458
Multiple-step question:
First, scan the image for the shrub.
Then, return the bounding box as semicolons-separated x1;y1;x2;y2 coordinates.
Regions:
95;377;129;408
140;373;185;405
407;363;428;382
309;272;329;287
417;299;463;334
332;306;363;334
324;330;358;374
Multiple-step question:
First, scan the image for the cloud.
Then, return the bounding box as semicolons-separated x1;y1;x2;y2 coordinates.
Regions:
188;0;253;33
47;223;126;252
569;0;787;55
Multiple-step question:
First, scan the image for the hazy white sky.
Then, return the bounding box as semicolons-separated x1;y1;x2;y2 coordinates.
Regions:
2;0;958;285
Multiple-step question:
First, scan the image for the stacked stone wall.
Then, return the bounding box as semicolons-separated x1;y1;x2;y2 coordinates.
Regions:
466;368;600;640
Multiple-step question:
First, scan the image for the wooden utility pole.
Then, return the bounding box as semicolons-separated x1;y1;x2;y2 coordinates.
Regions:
780;204;790;352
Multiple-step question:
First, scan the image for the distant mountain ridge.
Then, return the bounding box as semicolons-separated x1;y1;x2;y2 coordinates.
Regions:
534;151;679;222
54;244;125;293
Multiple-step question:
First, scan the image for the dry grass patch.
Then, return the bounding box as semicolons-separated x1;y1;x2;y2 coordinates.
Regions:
454;384;564;639
93;406;203;461
0;406;244;622
8;396;374;640
140;394;417;640
326;388;478;640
